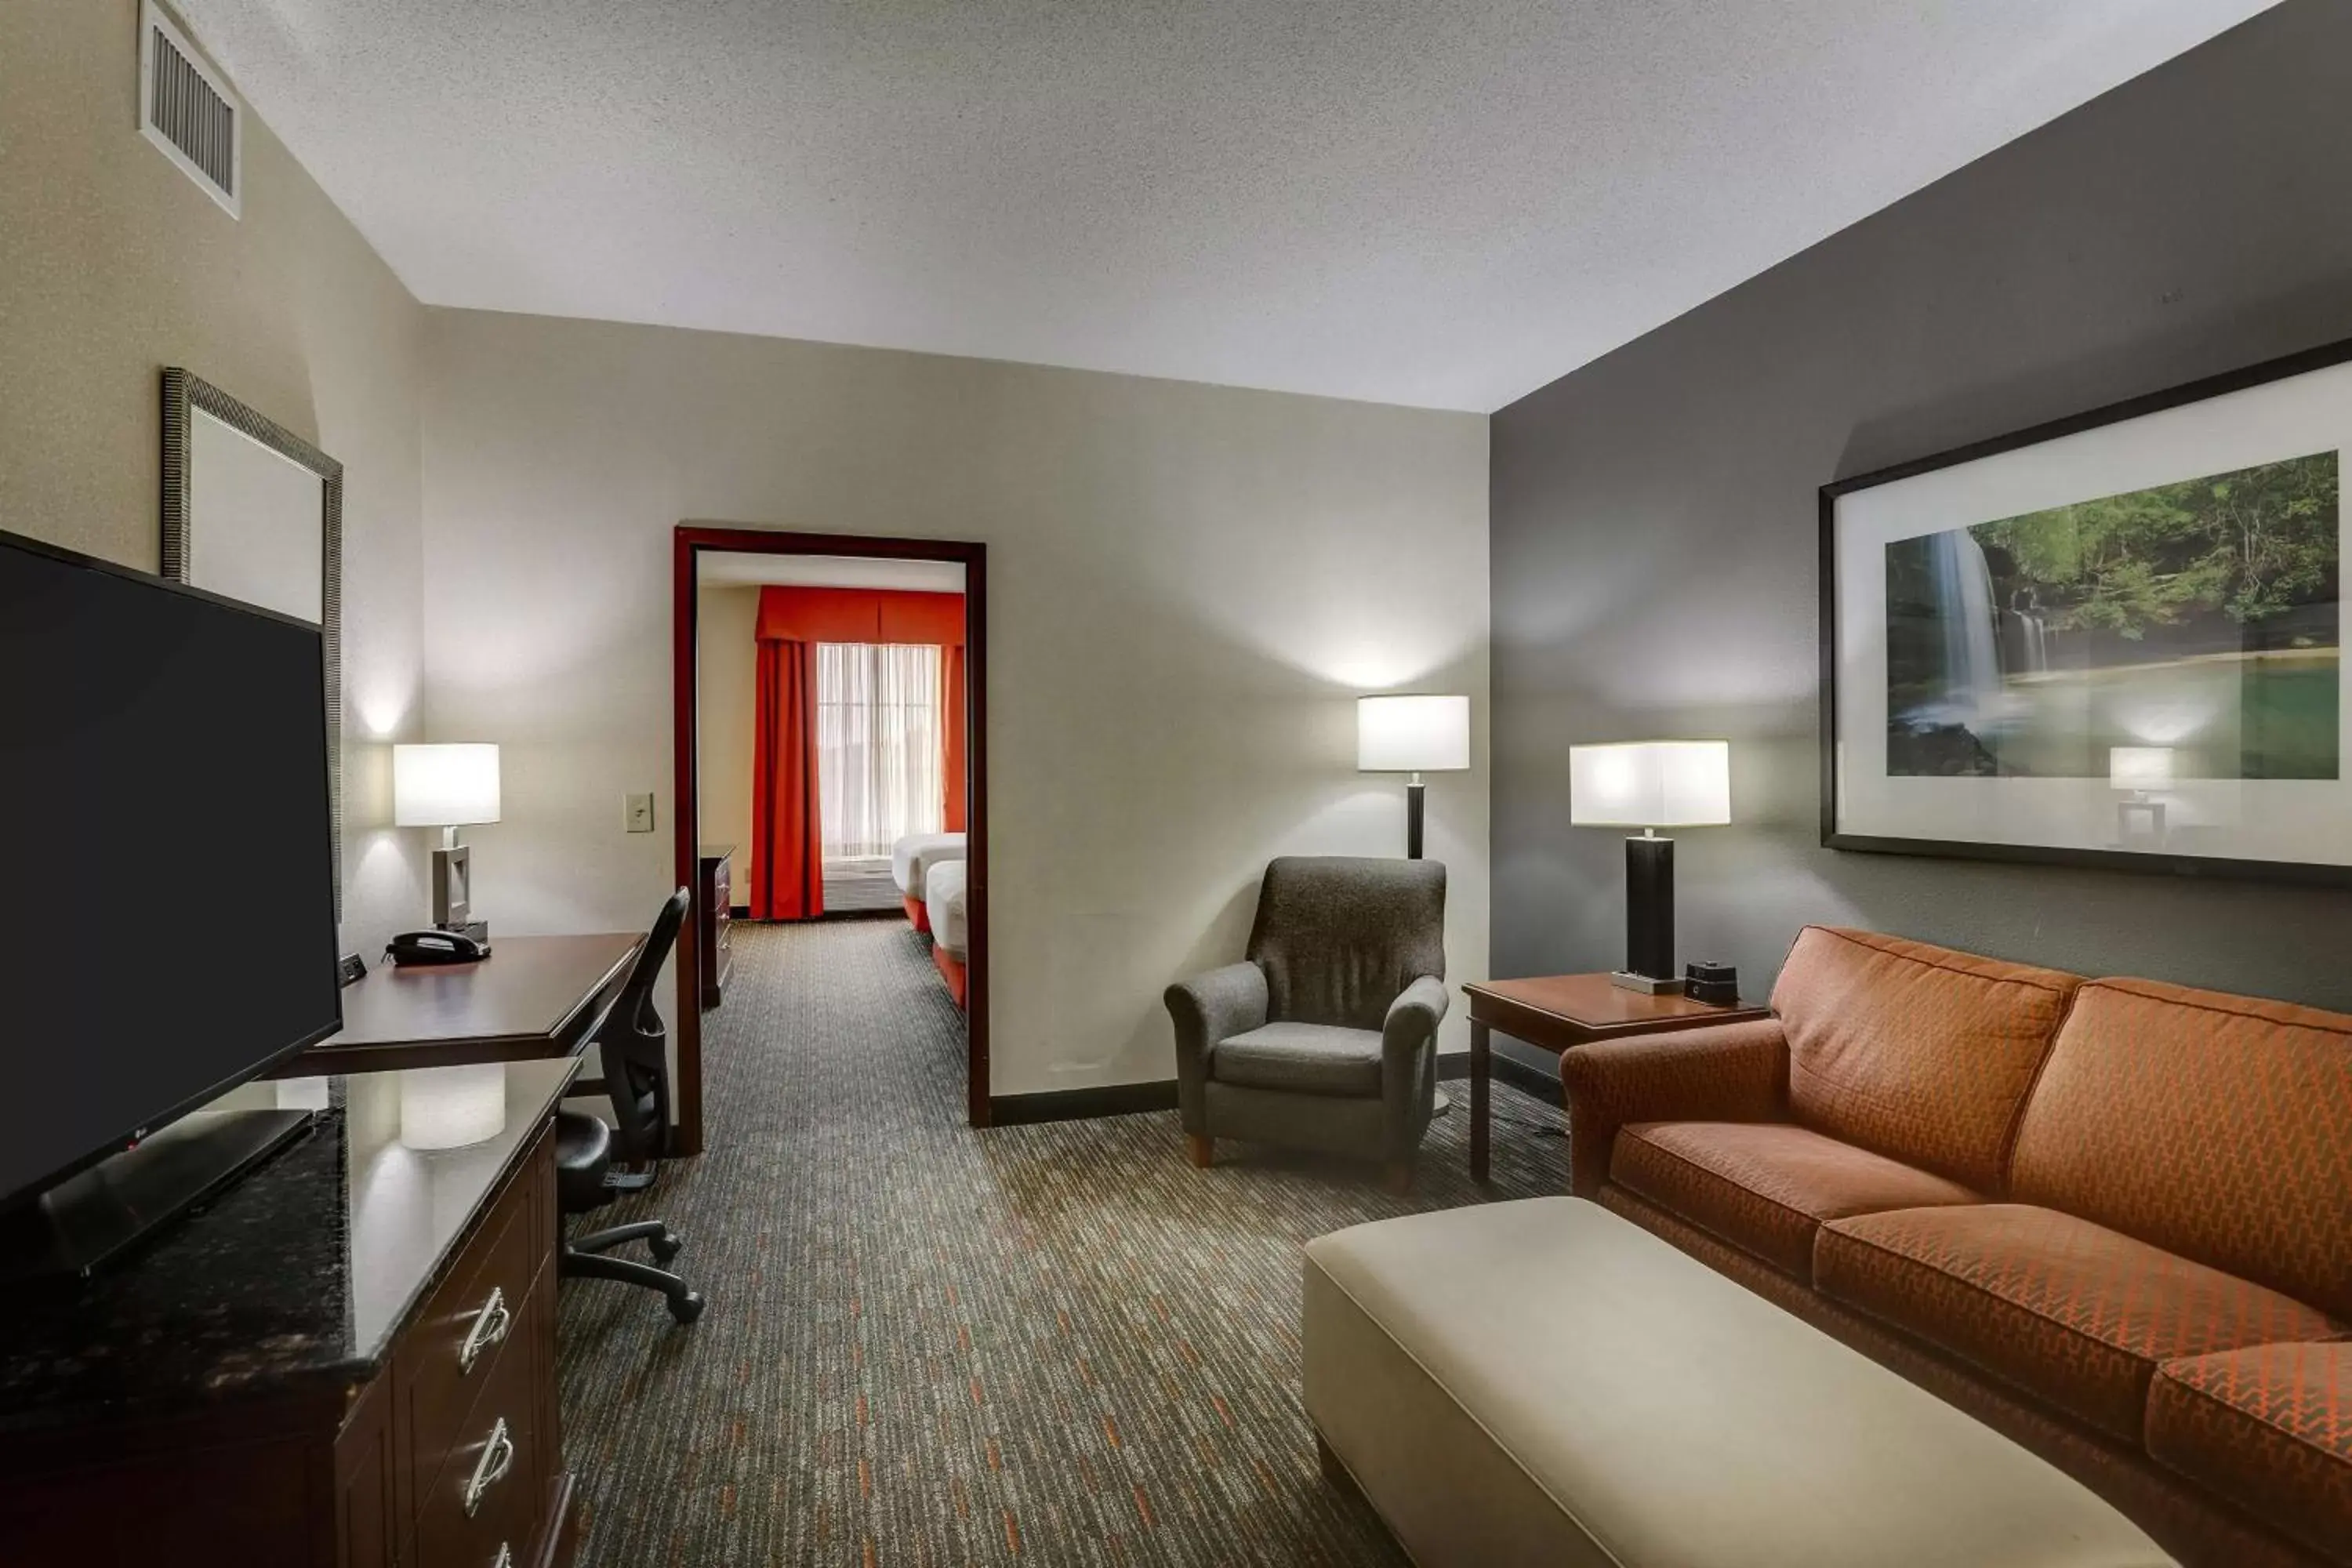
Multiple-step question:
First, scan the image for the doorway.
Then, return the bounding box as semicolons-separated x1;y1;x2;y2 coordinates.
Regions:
670;526;989;1152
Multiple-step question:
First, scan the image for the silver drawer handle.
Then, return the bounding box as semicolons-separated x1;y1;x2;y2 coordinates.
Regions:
459;1286;511;1374
463;1417;517;1518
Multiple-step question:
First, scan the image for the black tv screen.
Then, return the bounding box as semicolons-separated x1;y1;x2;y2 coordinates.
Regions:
0;532;342;1211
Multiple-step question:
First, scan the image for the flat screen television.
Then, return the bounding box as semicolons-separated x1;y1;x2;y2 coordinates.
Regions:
0;530;342;1272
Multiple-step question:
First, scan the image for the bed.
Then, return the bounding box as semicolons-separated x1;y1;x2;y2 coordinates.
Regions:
924;858;968;1009
891;831;966;931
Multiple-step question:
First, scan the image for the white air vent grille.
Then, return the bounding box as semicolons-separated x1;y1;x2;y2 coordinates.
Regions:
140;2;241;217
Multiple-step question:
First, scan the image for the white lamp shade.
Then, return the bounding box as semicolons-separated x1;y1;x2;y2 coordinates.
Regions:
2110;746;2176;791
393;743;502;827
1357;695;1471;772
1569;740;1731;827
398;1063;509;1150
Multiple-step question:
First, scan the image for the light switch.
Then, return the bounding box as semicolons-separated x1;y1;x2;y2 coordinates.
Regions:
625;792;656;833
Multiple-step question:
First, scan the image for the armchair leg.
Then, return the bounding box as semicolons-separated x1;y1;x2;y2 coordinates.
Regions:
1185;1134;1214;1169
1384;1160;1414;1197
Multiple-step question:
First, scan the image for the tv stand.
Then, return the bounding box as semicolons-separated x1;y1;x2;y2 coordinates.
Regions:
0;1108;314;1281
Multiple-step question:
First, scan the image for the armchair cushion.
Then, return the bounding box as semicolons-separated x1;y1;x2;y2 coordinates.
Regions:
1214;1022;1385;1098
1559;1018;1788;1197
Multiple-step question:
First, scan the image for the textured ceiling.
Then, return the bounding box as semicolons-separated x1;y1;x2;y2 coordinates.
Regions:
187;0;2276;412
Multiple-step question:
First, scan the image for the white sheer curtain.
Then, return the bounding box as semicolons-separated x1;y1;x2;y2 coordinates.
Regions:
817;642;943;858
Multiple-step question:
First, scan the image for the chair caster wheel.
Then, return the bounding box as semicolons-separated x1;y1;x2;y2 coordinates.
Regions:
668;1290;705;1325
650;1229;683;1264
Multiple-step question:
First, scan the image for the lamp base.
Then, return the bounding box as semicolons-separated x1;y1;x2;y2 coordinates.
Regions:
1609;970;1682;996
436;919;492;949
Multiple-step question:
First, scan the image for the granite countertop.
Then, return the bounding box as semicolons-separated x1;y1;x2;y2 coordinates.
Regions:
0;1057;577;1434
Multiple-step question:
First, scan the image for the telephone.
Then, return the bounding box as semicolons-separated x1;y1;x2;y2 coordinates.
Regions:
385;929;490;966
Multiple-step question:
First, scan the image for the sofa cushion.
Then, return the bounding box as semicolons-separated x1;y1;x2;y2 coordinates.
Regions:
1212;1022;1381;1098
2010;977;2352;1322
1612;1121;1980;1281
2147;1341;2352;1564
1770;927;2082;1194
1817;1204;2342;1443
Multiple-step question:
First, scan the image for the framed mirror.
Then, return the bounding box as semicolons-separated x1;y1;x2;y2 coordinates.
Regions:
161;368;345;913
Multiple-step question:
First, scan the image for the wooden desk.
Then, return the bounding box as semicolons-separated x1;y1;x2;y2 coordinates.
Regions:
276;932;643;1076
1463;975;1770;1181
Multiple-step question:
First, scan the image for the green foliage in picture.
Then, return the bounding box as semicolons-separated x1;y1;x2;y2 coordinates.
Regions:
1973;452;2339;642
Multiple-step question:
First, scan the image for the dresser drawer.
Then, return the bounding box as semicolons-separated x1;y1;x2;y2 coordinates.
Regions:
415;1289;544;1568
397;1134;552;1513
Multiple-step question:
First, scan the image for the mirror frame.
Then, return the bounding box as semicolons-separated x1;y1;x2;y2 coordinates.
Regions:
160;368;346;913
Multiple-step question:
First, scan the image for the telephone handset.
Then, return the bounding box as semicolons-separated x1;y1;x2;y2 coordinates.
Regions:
385;929;489;966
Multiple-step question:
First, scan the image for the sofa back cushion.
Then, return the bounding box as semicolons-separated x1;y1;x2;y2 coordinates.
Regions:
2010;978;2352;1319
1772;927;2082;1193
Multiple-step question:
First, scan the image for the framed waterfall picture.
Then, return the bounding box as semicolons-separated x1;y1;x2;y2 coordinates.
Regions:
1820;337;2352;885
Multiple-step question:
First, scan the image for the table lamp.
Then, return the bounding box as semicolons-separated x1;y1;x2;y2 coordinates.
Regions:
2110;745;2173;842
1569;740;1730;994
393;743;500;941
1358;695;1470;858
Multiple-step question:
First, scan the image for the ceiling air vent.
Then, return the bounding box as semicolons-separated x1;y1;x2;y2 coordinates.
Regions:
139;2;241;218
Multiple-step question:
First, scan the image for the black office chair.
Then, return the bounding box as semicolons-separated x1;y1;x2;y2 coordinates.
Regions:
556;886;704;1324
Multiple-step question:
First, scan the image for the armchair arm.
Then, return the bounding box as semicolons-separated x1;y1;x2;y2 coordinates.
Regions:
1381;975;1450;1158
1559;1018;1788;1198
1163;961;1269;1134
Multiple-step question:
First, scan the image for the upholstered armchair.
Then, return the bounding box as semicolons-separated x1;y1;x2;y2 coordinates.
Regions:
1164;856;1448;1192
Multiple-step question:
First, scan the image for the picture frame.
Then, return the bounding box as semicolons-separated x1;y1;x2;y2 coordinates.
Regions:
161;368;346;913
1820;336;2352;886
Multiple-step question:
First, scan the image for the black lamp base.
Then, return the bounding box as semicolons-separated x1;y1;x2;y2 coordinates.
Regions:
1610;833;1677;993
1406;780;1426;860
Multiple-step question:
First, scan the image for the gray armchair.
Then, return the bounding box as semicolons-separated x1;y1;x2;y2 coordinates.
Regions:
1165;856;1448;1192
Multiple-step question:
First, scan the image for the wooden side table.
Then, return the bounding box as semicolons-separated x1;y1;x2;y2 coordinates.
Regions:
1462;975;1770;1181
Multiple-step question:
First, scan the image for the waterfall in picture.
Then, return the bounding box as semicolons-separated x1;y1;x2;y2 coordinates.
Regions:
2006;588;2050;676
1924;527;2005;716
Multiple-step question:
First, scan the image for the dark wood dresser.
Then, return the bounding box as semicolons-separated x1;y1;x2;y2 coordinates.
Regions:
0;1059;583;1567
697;844;733;1010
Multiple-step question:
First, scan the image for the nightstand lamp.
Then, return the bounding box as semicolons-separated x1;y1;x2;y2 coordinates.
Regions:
393;742;500;941
1569;739;1730;994
1358;694;1470;859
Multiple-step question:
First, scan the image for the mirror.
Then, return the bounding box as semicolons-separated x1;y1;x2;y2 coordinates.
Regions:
161;368;344;913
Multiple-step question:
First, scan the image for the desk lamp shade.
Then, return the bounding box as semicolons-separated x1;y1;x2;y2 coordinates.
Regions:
1358;695;1469;858
1569;741;1730;993
393;743;500;932
392;744;502;827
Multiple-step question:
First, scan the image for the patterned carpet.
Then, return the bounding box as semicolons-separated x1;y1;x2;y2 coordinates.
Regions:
557;920;1570;1566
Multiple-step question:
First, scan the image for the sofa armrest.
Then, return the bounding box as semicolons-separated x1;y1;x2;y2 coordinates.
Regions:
1163;961;1269;1132
1559;1018;1788;1197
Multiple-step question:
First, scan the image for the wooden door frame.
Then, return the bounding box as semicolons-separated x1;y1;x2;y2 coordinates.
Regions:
670;524;991;1152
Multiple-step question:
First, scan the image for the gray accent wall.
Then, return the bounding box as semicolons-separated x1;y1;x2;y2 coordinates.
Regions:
1490;0;2352;1073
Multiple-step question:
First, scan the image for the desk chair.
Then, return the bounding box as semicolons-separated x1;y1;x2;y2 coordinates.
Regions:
557;886;705;1323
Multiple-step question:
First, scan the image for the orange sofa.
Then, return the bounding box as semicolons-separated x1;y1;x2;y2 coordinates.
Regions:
1562;926;2350;1568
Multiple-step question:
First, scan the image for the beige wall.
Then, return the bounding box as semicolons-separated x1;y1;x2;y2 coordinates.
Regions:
422;310;1490;1096
0;0;429;957
695;584;760;873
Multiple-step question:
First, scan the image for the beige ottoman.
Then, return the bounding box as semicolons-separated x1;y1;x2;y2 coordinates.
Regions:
1303;1198;2173;1568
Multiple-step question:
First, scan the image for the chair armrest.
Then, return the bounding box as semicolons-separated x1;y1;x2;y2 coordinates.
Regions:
1381;975;1450;1063
1379;975;1449;1159
1163;961;1269;1132
1559;1018;1788;1198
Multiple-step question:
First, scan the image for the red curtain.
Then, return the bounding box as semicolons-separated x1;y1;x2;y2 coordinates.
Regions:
748;638;822;920
941;641;967;833
746;585;967;920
